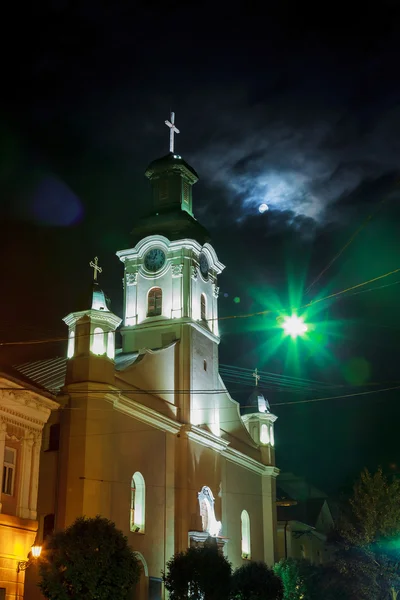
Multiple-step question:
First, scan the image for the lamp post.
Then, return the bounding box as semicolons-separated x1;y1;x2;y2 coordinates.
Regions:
17;545;42;573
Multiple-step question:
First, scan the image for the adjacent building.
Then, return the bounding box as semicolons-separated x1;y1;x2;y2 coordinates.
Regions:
276;472;335;564
0;368;57;600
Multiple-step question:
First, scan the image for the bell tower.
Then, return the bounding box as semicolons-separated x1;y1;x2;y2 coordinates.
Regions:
116;113;225;432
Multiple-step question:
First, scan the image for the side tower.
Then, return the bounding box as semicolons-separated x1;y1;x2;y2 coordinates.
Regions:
242;370;279;564
63;258;122;386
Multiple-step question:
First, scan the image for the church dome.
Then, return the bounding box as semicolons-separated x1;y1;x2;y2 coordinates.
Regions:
145;152;199;182
242;388;271;416
75;282;111;312
91;282;111;311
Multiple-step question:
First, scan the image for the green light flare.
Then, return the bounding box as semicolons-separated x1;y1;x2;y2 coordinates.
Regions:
222;271;347;373
281;314;308;338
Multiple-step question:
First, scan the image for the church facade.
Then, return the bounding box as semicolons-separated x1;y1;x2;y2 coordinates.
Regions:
19;119;279;599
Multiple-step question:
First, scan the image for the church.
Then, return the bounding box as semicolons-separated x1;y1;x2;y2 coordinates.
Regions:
4;114;279;600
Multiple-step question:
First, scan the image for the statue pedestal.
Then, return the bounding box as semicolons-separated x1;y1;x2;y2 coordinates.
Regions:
188;531;229;555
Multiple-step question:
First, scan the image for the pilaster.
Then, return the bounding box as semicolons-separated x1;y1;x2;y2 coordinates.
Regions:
262;468;279;566
28;436;42;520
0;421;6;512
17;434;34;520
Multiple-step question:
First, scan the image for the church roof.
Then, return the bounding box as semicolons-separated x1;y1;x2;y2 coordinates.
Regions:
276;497;327;528
13;351;147;392
91;282;111;311
145;152;199;182
0;363;57;398
241;388;271;415
73;282;112;313
15;357;68;393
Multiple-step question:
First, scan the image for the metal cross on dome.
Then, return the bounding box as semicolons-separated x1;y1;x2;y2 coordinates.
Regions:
165;111;180;153
89;256;102;281
252;368;260;386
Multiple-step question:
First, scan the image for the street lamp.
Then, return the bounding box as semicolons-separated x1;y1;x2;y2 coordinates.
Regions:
281;314;308;339
17;545;42;572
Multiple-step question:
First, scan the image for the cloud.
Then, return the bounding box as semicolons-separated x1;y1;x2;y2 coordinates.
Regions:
187;91;400;229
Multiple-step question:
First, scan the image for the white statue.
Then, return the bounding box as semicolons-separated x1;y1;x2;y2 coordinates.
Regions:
198;486;222;538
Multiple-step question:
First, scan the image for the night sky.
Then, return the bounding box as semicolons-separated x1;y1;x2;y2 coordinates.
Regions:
1;1;400;496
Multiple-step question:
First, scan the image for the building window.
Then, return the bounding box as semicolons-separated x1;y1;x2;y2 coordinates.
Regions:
183;181;189;205
0;588;5;600
43;513;55;540
241;510;251;559
130;472;145;533
160;179;168;202
107;331;115;360
270;425;275;447
300;544;306;559
204;359;207;371
67;330;75;358
2;447;16;495
48;424;60;451
92;327;105;355
147;288;162;317
200;294;206;321
260;424;270;444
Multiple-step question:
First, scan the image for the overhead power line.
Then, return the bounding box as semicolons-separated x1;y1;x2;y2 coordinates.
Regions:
305;179;398;295
1;267;399;347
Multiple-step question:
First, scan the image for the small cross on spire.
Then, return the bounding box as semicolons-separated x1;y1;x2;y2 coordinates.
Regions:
252;368;260;386
165;111;180;153
89;256;102;281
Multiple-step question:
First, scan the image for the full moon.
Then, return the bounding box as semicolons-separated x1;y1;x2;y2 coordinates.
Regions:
259;203;269;213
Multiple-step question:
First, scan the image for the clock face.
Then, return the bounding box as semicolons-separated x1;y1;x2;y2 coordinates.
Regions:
144;248;166;273
199;252;209;278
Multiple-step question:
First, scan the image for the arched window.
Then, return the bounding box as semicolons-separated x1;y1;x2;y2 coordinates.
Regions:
107;331;115;360
241;510;251;559
260;424;270;444
92;327;105;355
147;287;162;317
130;472;145;533
67;330;75;358
200;294;206;321
270;425;275;447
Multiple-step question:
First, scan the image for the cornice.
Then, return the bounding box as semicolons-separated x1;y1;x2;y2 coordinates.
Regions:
242;413;278;424
106;392;181;435
0;389;58;423
117;236;225;274
0;406;44;431
183;424;230;453
63;309;122;329
120;318;220;345
222;446;279;477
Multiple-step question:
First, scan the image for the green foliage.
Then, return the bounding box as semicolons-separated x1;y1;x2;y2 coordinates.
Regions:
231;561;283;600
163;542;232;600
274;558;316;600
38;515;141;600
332;468;400;599
274;557;354;600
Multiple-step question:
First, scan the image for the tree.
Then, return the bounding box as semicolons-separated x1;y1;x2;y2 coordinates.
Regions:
231;561;283;600
332;467;400;599
163;541;232;600
274;557;353;600
38;515;141;600
274;558;317;600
